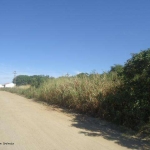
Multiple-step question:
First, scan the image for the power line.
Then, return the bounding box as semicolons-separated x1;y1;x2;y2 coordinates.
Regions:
13;71;17;84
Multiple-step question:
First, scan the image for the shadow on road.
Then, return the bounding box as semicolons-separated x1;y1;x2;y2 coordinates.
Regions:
34;100;150;150
70;114;150;150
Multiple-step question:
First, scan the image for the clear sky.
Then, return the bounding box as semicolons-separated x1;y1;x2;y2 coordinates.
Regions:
0;0;150;84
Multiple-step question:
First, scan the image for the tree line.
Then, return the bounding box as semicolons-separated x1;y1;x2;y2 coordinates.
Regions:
13;75;54;88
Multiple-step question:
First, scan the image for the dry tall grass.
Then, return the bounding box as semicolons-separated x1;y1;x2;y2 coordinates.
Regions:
2;73;121;116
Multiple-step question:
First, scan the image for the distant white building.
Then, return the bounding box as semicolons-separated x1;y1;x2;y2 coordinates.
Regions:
0;84;4;88
4;83;16;88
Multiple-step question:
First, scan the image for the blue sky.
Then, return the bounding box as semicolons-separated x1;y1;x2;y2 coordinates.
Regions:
0;0;150;84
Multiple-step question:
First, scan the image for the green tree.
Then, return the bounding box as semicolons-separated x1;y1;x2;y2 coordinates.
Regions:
13;75;30;86
109;64;124;76
101;49;150;130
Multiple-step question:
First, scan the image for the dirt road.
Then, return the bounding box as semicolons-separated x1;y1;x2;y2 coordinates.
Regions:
0;91;149;150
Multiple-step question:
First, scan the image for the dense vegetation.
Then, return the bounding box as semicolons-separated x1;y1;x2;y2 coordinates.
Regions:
3;48;150;134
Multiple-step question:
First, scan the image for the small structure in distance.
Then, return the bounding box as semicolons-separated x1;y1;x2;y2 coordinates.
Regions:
0;84;4;88
3;83;16;88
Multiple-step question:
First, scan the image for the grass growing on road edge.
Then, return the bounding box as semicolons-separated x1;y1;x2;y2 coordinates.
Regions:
1;72;121;116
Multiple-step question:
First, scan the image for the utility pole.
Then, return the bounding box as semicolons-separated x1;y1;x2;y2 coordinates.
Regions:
13;71;17;84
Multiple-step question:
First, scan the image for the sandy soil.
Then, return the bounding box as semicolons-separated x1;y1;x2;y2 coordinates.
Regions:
0;91;149;150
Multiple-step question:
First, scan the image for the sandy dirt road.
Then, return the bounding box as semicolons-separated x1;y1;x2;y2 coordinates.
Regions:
0;91;149;150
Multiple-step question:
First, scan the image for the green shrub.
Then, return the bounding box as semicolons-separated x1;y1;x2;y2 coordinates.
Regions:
123;49;150;128
100;49;150;130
